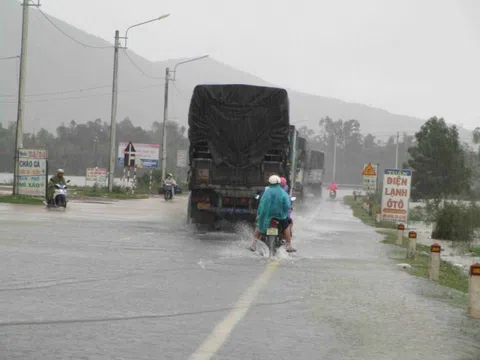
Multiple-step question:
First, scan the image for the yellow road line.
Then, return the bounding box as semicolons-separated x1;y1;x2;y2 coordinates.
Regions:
188;260;279;360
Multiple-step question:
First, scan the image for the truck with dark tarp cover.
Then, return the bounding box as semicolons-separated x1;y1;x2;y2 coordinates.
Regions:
187;84;291;229
305;149;325;197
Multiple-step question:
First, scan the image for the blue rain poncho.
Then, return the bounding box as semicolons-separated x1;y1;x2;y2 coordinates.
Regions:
257;184;291;233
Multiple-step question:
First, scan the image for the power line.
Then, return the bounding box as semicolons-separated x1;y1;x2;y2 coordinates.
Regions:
0;55;20;61
122;49;164;80
0;83;164;104
0;84;112;98
34;5;111;50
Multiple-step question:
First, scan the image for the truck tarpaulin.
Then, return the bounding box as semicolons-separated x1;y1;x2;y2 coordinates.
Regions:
188;84;290;168
309;150;325;170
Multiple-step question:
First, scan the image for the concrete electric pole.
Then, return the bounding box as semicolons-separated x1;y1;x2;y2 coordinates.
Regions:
13;1;41;195
107;30;120;192
160;55;208;181
107;15;170;192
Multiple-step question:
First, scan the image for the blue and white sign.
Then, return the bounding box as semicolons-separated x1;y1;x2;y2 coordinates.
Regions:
117;142;160;169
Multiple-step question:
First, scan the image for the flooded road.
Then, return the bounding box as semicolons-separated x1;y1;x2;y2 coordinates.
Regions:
0;191;479;359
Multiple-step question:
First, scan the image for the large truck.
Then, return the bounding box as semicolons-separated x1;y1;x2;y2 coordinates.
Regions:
305;149;325;197
186;84;291;229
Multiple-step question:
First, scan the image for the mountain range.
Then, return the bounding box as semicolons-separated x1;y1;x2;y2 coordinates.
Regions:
0;0;473;143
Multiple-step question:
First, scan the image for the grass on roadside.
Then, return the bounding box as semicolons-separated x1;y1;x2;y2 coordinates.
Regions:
343;195;396;229
0;195;44;205
71;188;148;199
471;247;480;256
377;229;469;293
344;195;470;295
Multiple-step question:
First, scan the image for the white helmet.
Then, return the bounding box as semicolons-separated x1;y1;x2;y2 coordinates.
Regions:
57;169;64;173
268;175;281;185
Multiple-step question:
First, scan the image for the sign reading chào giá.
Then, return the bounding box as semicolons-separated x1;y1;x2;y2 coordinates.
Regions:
381;168;412;223
18;148;47;197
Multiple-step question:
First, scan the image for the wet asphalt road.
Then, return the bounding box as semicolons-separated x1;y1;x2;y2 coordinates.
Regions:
1;191;479;360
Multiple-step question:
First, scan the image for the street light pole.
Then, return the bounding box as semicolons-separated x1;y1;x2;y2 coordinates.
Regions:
161;67;170;182
395;131;399;168
161;55;209;181
107;14;170;192
332;134;337;182
13;1;40;195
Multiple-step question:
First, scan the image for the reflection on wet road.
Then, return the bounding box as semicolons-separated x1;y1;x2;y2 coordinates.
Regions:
0;192;479;359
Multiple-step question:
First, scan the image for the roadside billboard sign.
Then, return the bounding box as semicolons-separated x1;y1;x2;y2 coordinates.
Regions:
362;163;378;191
18;148;47;197
117;142;159;168
381;168;412;223
86;167;107;186
177;150;187;168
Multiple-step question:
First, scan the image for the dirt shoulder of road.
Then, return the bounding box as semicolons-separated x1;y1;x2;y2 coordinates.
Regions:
344;195;470;297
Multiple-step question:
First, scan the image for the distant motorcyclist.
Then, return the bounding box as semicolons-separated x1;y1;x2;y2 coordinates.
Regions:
163;173;177;196
164;173;177;186
47;169;67;205
328;181;338;192
250;175;296;253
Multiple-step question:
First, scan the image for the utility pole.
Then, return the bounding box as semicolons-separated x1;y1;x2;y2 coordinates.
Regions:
13;1;40;195
332;134;337;181
107;15;170;192
161;67;170;182
108;30;120;192
160;55;208;181
395;131;399;168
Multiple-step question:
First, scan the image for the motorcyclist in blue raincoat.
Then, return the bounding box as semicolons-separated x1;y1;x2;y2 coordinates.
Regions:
250;175;296;252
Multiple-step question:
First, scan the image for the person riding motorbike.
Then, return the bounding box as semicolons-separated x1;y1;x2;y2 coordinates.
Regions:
163;173;177;197
279;176;293;235
328;181;338;192
328;181;338;196
250;175;296;253
164;173;177;185
46;169;67;205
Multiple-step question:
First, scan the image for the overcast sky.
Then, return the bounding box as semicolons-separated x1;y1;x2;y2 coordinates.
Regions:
38;0;480;129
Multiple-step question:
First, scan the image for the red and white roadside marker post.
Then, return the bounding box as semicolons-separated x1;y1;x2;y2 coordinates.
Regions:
468;263;480;318
375;209;380;224
429;243;441;282
407;231;417;260
396;223;405;245
132;164;137;195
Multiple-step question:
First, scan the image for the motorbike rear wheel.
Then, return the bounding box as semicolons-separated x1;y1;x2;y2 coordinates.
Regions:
267;235;276;257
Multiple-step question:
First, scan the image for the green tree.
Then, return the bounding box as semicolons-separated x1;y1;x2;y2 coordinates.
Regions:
406;116;471;205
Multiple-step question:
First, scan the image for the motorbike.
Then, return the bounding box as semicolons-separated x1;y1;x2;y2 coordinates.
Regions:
255;195;296;257
44;180;70;208
329;189;337;199
163;183;174;201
